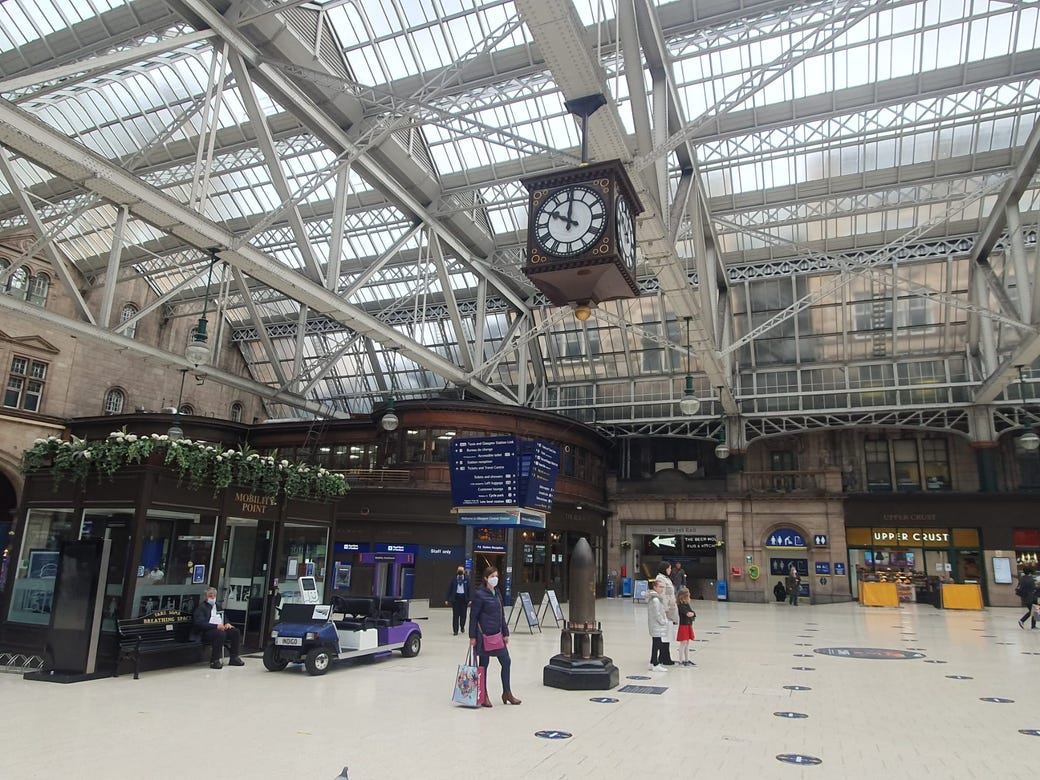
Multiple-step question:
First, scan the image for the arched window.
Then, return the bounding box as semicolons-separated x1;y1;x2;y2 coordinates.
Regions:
5;266;28;299
103;388;125;415
27;272;50;306
178;404;194;416
119;302;139;338
230;401;243;422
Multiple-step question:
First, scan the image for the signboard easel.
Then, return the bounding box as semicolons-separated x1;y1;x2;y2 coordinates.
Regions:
508;592;541;633
539;589;565;627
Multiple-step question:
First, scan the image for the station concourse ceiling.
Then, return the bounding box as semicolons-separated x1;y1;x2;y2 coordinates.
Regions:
0;0;1038;442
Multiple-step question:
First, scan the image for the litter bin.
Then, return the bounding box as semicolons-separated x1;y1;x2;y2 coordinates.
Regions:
621;577;633;597
716;580;728;601
606;577;616;598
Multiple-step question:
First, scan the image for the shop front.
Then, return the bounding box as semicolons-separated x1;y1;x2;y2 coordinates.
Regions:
1;466;337;658
846;526;982;604
622;524;724;600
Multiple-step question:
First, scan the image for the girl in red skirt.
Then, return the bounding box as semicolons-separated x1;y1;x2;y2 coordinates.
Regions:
676;587;696;666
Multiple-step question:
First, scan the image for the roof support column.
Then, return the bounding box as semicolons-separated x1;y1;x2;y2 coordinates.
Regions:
1005;201;1031;324
974;271;999;378
100;205;129;330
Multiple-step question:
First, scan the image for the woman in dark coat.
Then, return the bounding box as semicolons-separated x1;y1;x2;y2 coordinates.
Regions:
1018;569;1037;628
469;565;521;706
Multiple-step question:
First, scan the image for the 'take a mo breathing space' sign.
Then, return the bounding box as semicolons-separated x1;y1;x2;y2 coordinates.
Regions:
449;436;559;527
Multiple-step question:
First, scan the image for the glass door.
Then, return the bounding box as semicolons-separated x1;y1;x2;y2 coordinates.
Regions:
276;523;330;605
218;518;275;650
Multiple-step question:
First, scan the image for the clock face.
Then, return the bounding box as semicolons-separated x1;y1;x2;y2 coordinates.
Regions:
533;185;607;258
615;196;636;271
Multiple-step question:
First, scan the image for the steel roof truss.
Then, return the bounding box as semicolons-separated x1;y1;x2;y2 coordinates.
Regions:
229;52;323;282
0;146;93;322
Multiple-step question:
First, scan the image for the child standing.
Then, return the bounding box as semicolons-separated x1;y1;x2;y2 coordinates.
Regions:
647;579;670;672
675;587;696;666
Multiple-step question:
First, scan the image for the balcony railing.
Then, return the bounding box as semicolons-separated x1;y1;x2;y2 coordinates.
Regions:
738;469;839;494
336;468;411;484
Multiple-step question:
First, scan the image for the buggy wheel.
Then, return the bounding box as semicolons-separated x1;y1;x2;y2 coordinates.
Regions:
263;644;289;672
401;632;421;658
304;646;332;676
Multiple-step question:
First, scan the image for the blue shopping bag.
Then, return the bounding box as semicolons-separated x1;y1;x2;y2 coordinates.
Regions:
452;649;480;707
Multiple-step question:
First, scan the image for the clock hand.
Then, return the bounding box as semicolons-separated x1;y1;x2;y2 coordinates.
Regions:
550;210;578;229
566;191;575;223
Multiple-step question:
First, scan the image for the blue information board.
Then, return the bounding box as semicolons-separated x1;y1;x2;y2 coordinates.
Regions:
449;436;560;517
770;558;809;577
766;528;807;548
449;436;519;506
519;440;559;512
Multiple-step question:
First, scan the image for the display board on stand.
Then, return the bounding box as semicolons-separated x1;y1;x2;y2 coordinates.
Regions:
508;592;542;634
539;589;565;627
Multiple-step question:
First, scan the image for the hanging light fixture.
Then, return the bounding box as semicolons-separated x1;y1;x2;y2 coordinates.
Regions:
714;420;730;460
1018;365;1039;451
380;397;399;432
185;248;218;367
380;347;400;432
714;387;730;459
167;369;188;440
678;316;700;415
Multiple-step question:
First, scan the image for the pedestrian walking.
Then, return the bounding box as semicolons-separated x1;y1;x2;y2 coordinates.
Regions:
785;566;801;606
445;565;471;636
1017;569;1037;629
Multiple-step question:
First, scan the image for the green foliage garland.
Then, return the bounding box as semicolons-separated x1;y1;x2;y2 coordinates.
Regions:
22;431;349;501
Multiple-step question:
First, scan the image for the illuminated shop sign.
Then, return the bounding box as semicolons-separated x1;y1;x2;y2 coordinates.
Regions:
335;542;369;553
871;529;949;545
374;543;419;554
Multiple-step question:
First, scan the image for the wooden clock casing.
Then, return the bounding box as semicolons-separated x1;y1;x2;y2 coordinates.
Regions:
521;159;644;306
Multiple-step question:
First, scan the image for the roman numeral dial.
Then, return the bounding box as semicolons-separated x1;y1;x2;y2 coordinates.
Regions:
533;185;607;258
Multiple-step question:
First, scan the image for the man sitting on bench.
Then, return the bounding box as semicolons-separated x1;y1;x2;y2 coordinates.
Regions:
192;587;245;670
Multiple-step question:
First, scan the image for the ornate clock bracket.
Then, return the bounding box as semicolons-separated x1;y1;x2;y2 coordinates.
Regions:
563;94;608;164
521;95;643;312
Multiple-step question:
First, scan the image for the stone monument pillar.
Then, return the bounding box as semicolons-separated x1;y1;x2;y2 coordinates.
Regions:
543;537;619;690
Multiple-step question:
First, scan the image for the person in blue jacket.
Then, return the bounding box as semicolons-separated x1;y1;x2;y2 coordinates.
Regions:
469;565;521;707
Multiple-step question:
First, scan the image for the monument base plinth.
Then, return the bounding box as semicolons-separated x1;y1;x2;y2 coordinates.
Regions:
542;654;619;690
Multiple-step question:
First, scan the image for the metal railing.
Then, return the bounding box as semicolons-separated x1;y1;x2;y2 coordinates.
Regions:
739;470;835;493
0;652;44;674
336;468;411;484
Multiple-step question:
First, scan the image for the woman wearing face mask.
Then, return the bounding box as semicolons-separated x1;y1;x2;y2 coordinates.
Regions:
468;566;521;707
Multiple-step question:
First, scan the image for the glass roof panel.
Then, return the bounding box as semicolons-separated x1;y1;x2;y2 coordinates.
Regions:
0;0;1035;424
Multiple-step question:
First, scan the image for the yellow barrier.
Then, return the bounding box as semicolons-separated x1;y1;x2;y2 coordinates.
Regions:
859;581;899;607
941;583;983;610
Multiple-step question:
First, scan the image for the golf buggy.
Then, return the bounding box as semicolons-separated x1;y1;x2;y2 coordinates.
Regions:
264;594;422;676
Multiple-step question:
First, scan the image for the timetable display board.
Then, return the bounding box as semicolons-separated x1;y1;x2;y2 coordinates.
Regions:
449;436;560;518
449;436;519;507
519;440;559;512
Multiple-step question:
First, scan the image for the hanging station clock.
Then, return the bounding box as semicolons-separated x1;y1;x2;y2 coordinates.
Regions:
532;185;608;258
615;195;636;273
522;159;644;308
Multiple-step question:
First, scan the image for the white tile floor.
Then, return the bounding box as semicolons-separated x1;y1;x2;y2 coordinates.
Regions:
2;598;1038;779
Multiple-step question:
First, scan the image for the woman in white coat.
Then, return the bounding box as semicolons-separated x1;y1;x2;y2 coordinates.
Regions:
654;561;679;665
646;579;671;672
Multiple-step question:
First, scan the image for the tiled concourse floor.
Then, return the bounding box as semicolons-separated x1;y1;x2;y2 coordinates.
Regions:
2;597;1036;779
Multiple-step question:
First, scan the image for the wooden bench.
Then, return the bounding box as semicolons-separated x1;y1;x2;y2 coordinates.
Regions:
116;609;201;679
